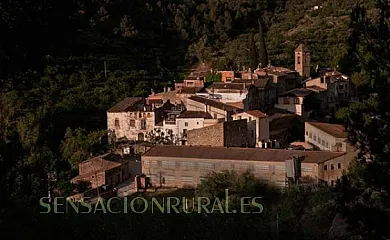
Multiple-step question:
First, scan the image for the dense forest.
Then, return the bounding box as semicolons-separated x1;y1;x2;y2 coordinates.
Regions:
1;0;390;239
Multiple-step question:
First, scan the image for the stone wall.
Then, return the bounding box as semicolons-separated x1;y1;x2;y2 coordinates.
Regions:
224;119;248;147
186;120;248;147
187;122;224;146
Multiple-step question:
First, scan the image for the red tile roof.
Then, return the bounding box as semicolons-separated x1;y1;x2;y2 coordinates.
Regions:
188;96;242;112
107;97;143;112
143;145;345;164
245;110;267;119
279;88;313;97
306;121;348;138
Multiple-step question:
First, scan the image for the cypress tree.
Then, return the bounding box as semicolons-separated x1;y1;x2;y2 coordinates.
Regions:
257;18;268;67
248;33;258;70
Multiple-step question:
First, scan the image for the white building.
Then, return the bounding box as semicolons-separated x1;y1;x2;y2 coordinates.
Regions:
275;88;314;117
232;110;270;148
305;121;349;152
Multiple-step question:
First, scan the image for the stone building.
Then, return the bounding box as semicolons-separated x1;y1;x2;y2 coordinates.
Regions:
254;65;300;95
305;70;357;112
71;153;132;189
186;119;249;147
156;111;221;145
295;44;311;78
218;71;235;82
141;145;350;188
174;77;205;91
240;78;277;112
232;110;269;148
275;88;319;117
186;96;242;121
107;97;174;142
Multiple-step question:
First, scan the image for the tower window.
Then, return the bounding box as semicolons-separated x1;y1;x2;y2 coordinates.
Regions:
297;56;301;64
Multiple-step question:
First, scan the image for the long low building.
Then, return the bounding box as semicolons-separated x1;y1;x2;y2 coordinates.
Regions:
141;145;350;189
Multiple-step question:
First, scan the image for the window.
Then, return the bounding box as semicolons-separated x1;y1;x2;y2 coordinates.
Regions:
239;116;242;120
183;129;187;138
338;163;341;169
214;113;217;119
283;97;289;104
322;140;325;146
143;160;149;166
165;175;175;181
115;118;120;128
198;162;213;169
297;56;301;64
275;165;286;171
152;160;159;165
326;142;329;148
181;162;195;168
314;135;317;141
219;163;231;170
305;131;308;136
256;165;269;171
130;119;135;127
302;167;313;172
294;98;300;104
235;164;248;170
320;77;325;83
331;164;334;170
309;133;312;138
162;161;176;168
185;122;188;127
324;165;328;171
141;119;146;130
249;117;252;121
197;122;199;125
331;180;335;186
138;113;142;118
318;137;321;143
181;176;194;182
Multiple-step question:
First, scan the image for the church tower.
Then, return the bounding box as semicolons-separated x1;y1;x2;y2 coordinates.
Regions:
295;44;310;78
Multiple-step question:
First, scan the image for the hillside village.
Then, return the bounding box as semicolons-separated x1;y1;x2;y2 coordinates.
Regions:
70;43;358;200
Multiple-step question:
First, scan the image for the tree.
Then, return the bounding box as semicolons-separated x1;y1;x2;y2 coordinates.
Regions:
248;33;258;70
336;1;390;238
60;128;107;168
257;18;268;67
146;128;176;145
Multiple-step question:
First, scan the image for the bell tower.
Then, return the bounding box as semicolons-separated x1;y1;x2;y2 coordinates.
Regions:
295;44;310;78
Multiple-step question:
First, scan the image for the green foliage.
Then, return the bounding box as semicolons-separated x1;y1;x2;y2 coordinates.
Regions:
60;128;107;167
205;71;222;83
335;1;390;238
145;128;176;145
